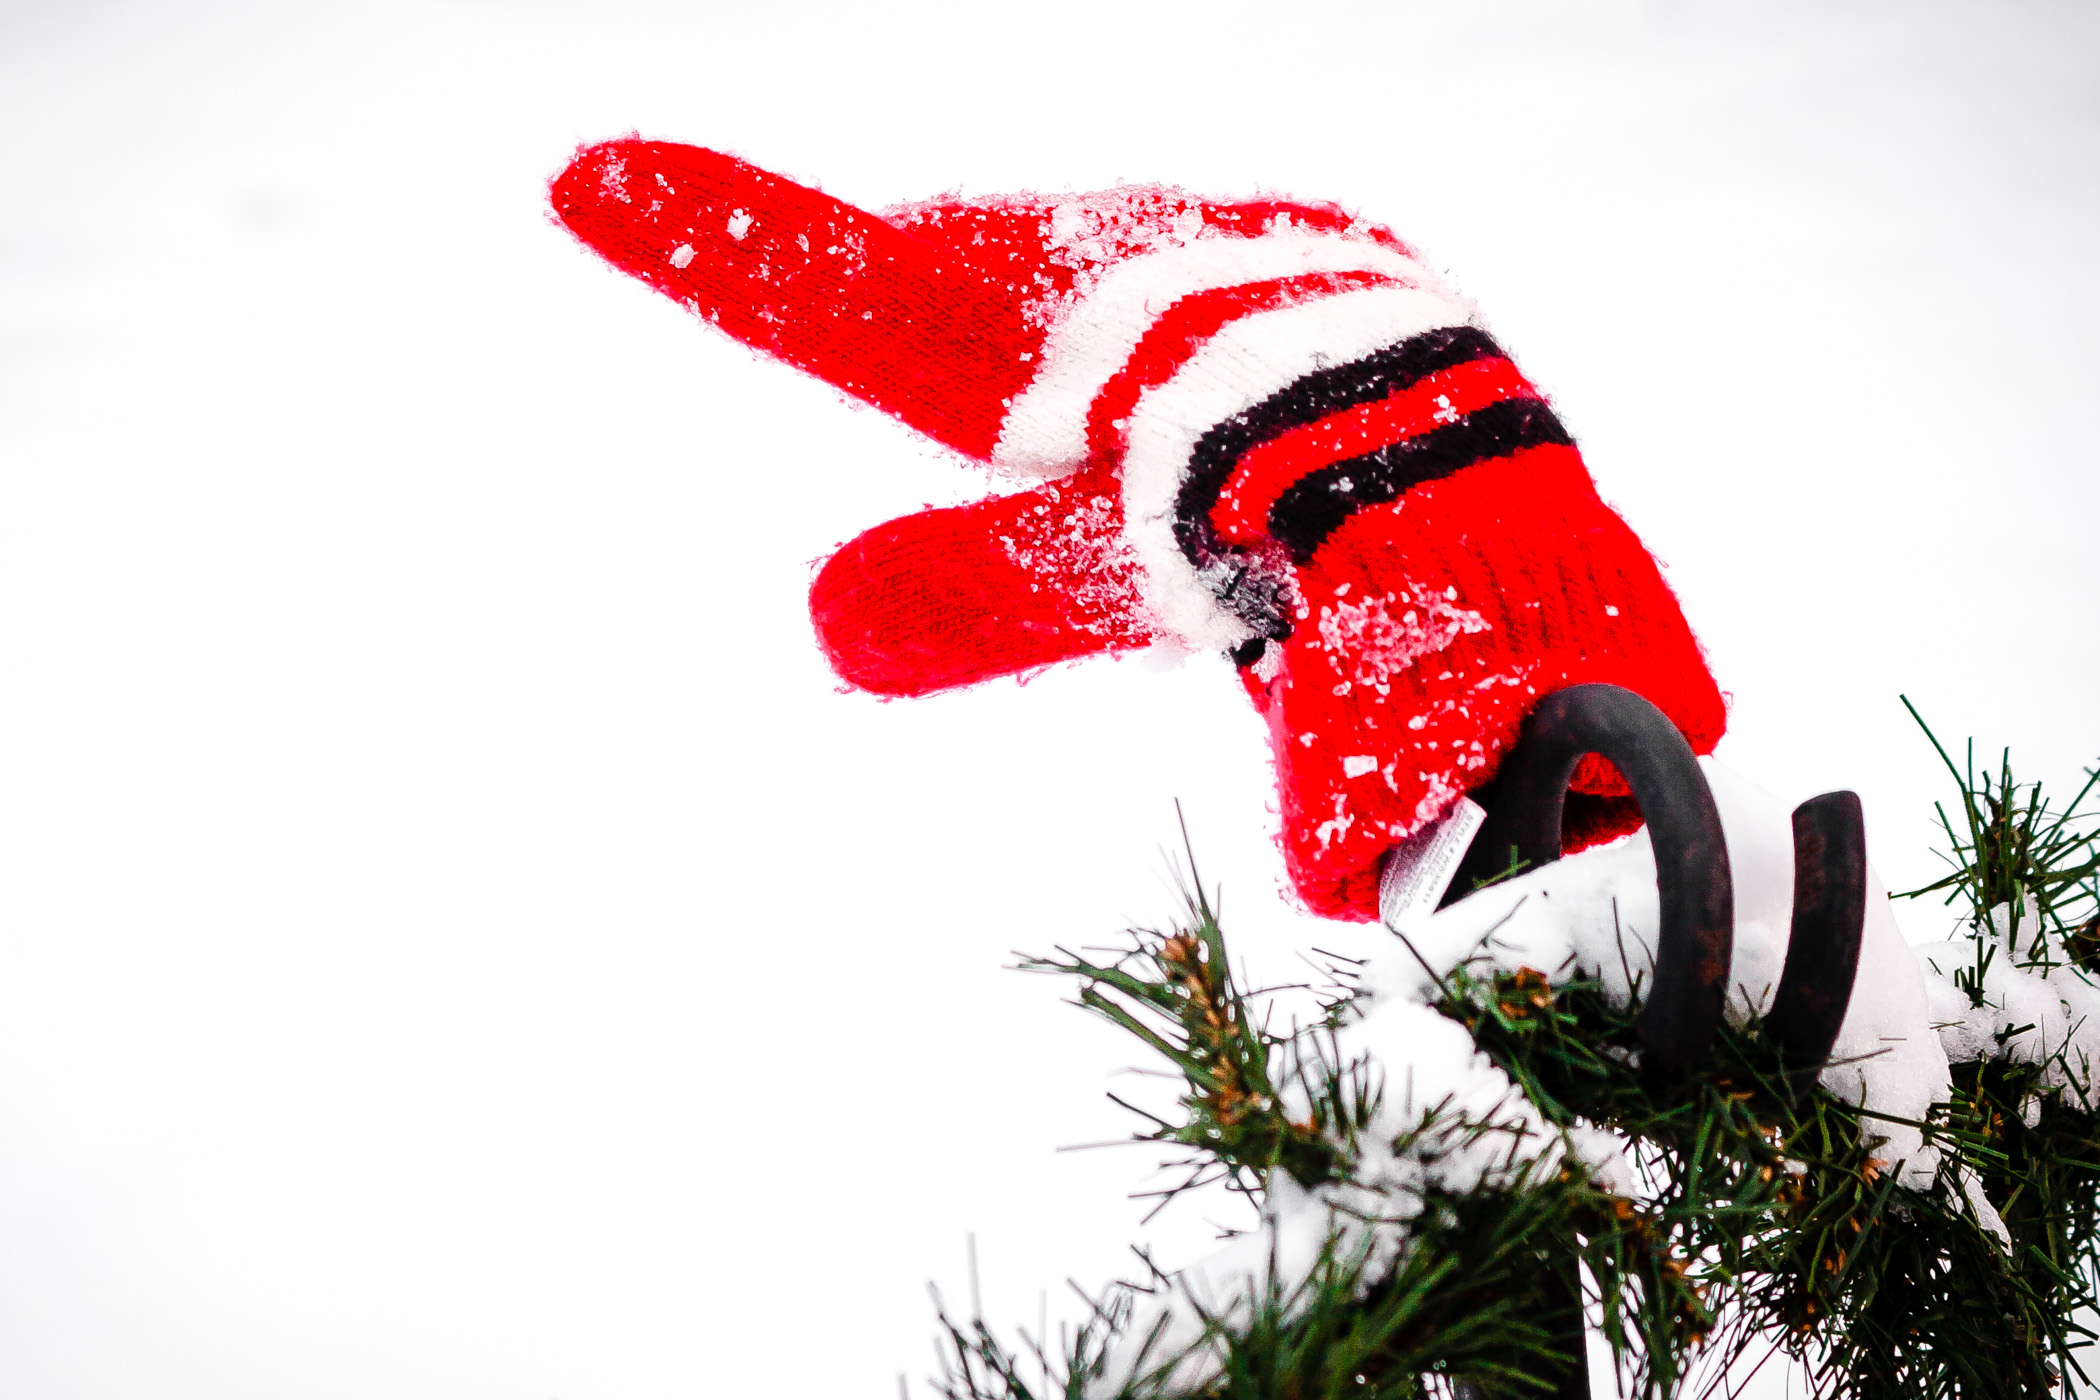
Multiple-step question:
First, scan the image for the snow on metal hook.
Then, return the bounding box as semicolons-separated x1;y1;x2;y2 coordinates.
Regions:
1396;683;1868;1082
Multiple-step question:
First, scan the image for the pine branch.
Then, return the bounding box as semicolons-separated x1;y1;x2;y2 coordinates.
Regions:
930;712;2100;1400
1020;886;1370;1204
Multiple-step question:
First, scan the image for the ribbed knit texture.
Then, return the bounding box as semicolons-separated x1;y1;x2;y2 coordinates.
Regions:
551;140;1729;922
1244;445;1725;918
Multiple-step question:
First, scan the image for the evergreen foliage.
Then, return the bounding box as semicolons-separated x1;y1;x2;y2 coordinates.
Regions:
926;713;2100;1398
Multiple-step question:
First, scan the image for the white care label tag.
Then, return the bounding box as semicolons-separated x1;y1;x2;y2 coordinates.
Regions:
1378;796;1487;935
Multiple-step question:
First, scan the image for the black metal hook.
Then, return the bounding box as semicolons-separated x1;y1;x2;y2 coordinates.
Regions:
1443;683;1736;1078
1764;790;1869;1098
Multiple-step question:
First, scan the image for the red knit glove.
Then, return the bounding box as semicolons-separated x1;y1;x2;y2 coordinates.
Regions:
550;140;1728;920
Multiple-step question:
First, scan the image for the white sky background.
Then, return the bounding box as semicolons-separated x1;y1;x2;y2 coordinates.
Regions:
2;0;2096;1396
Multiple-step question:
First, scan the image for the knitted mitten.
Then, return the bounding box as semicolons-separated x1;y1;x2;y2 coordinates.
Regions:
551;140;1727;920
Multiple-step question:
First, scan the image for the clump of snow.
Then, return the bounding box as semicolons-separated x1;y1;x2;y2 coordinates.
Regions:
1405;768;1469;834
725;209;752;241
1385;758;1949;1189
1315;581;1488;697
994;480;1145;640
1311;790;1354;852
1914;896;2100;1116
1098;993;1623;1396
1029;187;1218;331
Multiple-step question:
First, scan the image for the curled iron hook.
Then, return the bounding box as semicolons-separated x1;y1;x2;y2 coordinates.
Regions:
1765;790;1869;1097
1442;682;1736;1078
